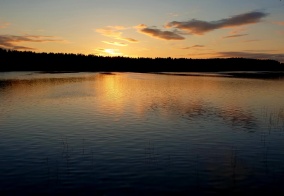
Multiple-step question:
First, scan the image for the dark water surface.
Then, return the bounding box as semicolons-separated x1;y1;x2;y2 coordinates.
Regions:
0;72;284;195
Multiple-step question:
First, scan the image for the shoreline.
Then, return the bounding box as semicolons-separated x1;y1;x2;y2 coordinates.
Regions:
1;71;284;80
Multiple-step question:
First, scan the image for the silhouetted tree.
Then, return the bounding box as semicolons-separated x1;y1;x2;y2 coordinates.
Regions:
0;48;283;72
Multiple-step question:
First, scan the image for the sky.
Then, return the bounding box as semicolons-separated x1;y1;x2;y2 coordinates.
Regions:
0;0;284;62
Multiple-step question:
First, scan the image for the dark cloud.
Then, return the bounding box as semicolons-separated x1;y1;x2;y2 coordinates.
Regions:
182;45;204;49
217;51;284;63
223;34;248;39
137;24;185;40
12;46;37;50
0;35;64;50
166;11;268;35
121;37;139;43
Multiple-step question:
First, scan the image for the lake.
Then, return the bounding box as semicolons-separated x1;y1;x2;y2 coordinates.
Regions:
0;72;284;195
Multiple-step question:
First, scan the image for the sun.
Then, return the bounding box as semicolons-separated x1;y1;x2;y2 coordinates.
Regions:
104;49;122;56
95;48;123;56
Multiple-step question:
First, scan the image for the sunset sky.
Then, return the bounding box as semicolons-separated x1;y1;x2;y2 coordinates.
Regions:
0;0;284;62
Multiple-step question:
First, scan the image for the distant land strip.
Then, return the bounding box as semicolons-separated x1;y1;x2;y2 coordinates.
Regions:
0;48;283;72
152;72;284;79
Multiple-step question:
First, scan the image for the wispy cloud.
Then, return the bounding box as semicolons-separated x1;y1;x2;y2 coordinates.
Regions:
96;26;138;43
102;41;127;46
122;38;138;43
0;34;65;50
96;26;125;37
11;46;36;50
166;11;268;35
182;45;204;49
221;27;249;39
136;24;185;40
229;27;247;35
184;51;284;63
217;51;284;62
223;34;248;39
243;49;279;53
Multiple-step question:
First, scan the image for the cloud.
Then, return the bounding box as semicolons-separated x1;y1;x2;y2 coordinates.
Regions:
0;34;65;50
184;50;284;63
182;45;204;49
229;27;247;35
136;24;185;40
96;26;138;43
96;26;125;37
223;34;248;39
217;51;284;62
102;41;127;46
120;37;138;43
166;11;268;35
12;46;37;50
243;49;279;53
135;24;147;29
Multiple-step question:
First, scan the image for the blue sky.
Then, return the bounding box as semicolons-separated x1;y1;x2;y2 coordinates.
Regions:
0;0;283;62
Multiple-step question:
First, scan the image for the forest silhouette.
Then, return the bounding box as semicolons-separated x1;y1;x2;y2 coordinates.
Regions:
0;48;283;73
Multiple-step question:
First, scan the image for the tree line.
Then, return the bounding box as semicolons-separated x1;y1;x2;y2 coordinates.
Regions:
0;48;283;72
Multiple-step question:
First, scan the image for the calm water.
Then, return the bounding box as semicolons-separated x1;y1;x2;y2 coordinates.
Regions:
0;72;284;195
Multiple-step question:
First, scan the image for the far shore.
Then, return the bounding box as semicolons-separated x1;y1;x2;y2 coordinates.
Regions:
151;71;284;79
1;49;284;76
1;71;284;80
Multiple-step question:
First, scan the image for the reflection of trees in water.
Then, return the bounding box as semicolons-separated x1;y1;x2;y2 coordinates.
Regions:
0;76;97;88
150;99;257;130
0;76;98;98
